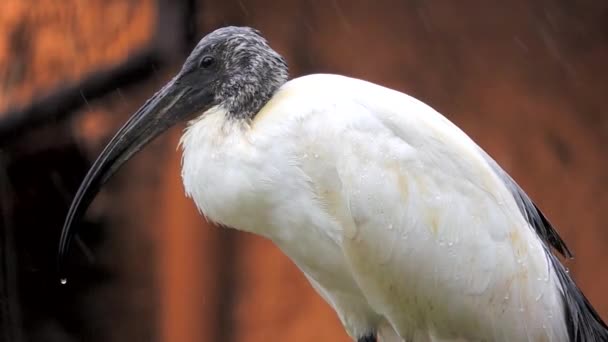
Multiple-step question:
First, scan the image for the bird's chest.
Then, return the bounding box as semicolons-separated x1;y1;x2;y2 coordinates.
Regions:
180;115;354;294
181;128;275;237
180;115;338;244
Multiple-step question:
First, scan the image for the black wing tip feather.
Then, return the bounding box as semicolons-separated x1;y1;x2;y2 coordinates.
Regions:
550;254;608;342
524;198;608;341
526;200;608;341
483;153;608;340
531;202;573;258
520;191;608;341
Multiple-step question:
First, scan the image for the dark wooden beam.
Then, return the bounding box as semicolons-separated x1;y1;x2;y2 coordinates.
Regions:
0;48;163;145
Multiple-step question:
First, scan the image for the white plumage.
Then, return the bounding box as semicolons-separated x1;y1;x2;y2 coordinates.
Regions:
181;74;567;341
59;27;607;342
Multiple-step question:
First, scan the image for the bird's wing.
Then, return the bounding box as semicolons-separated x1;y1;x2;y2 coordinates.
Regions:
480;152;572;258
302;76;571;341
275;74;605;341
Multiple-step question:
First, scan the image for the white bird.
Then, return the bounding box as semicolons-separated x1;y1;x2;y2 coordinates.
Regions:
58;26;608;342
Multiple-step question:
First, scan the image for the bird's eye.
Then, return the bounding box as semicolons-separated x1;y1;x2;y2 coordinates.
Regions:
198;56;215;68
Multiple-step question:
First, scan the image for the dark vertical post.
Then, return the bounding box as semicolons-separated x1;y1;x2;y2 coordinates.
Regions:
0;153;24;342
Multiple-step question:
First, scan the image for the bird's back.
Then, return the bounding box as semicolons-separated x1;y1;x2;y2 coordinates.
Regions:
184;73;608;341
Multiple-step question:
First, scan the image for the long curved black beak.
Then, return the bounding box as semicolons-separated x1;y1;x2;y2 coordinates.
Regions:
58;77;203;282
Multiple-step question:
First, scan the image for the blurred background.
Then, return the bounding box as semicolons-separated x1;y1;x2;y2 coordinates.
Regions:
0;0;606;341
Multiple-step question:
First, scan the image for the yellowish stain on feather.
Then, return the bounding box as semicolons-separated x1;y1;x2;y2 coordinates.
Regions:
429;211;440;237
387;161;409;203
318;188;342;220
537;332;549;342
508;228;527;259
508;228;533;288
388;163;440;237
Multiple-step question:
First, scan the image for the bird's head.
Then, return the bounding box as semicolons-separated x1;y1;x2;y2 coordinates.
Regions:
180;26;288;119
57;26;288;281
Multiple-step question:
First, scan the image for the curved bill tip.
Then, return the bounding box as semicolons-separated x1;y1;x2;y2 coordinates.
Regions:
56;79;197;282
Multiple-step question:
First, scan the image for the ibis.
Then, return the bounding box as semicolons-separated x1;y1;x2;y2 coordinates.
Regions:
58;26;608;341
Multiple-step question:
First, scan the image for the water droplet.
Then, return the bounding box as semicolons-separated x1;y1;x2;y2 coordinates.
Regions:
388;224;394;230
314;153;319;159
504;295;510;301
60;278;67;285
447;242;453;247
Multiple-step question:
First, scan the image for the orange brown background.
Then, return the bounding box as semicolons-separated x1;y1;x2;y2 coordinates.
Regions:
0;1;606;341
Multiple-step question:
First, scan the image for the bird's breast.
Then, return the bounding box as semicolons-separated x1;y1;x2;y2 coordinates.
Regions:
178;104;377;331
179;105;343;245
180;107;270;235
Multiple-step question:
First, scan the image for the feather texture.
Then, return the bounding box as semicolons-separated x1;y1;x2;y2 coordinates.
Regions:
181;73;607;341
